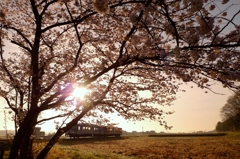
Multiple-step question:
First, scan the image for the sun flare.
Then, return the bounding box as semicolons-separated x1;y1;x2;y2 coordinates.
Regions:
72;87;89;100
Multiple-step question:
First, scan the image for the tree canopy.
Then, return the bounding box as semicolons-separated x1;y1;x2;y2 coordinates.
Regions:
0;0;240;158
216;121;231;132
216;92;240;131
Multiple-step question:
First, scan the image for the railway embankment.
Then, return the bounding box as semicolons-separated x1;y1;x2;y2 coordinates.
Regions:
148;133;227;137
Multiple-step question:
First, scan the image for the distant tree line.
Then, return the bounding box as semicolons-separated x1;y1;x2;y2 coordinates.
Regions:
216;92;240;132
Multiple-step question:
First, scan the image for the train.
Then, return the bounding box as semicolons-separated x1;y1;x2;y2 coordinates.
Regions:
65;123;122;138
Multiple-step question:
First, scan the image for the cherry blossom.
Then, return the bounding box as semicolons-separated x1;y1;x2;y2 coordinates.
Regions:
0;0;239;158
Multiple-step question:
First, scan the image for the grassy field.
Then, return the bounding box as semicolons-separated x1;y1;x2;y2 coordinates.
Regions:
2;133;240;159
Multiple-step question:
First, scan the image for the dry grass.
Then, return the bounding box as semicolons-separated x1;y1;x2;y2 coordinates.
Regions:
2;134;240;159
46;135;240;159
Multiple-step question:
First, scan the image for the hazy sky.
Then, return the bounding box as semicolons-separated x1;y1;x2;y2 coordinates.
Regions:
0;0;239;133
0;83;233;133
116;84;233;133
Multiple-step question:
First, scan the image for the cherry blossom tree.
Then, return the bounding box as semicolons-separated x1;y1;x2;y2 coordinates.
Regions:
0;0;240;158
218;92;240;131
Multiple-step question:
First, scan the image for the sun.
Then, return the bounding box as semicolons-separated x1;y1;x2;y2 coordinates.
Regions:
72;87;89;100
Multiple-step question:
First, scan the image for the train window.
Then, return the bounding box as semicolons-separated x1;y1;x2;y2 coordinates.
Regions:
78;126;81;130
83;127;90;130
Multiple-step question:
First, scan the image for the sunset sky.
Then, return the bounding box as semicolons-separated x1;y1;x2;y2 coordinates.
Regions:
104;83;233;133
0;81;233;133
0;0;239;134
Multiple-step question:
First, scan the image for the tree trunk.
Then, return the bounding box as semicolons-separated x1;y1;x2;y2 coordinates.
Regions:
0;150;4;159
9;128;25;159
37;108;91;158
20;128;34;159
9;110;39;159
36;129;63;159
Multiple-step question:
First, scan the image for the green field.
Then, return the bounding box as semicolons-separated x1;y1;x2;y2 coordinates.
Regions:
1;133;240;159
